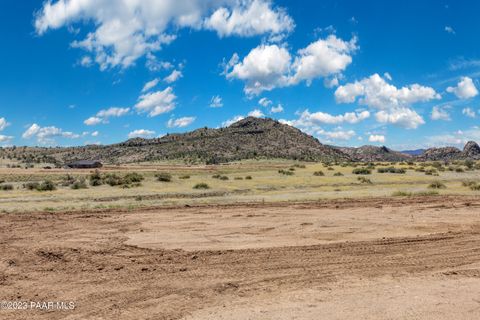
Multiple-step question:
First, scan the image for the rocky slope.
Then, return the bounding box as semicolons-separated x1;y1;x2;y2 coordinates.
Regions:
337;145;412;162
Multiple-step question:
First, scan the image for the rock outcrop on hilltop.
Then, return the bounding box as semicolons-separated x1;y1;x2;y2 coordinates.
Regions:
337;145;412;162
463;141;480;159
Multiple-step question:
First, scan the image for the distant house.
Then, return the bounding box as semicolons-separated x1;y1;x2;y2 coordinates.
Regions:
66;160;103;169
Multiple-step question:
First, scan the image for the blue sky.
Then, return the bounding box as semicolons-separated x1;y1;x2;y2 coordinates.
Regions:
1;0;480;149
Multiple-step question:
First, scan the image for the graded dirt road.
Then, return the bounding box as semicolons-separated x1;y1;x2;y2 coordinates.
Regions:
1;196;480;319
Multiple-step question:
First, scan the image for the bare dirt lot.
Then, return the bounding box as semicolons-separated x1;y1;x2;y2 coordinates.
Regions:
1;196;480;319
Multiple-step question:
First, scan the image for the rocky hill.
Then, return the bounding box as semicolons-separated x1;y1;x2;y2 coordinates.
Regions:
3;118;480;165
416;141;480;161
0;117;349;165
337;145;412;162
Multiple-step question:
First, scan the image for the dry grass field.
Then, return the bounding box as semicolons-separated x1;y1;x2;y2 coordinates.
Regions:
1;160;480;319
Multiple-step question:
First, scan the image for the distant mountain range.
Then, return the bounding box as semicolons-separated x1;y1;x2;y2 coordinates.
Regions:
1;117;479;164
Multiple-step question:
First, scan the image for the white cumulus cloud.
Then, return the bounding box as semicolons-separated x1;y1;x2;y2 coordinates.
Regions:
35;0;294;70
167;116;196;128
462;107;476;118
164;70;183;83
335;73;439;129
226;35;357;95
210;95;223;108
368;134;385;143
135;87;177;117
430;105;451;121
0;118;10;131
22;124;81;144
128;129;155;139
142;78;160;93
270;104;283;113
204;0;294;38
446;77;478;99
248;109;264;117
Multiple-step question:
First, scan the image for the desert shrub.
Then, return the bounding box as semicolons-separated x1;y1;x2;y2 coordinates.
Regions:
455;167;465;173
219;175;229;180
377;167;406;174
428;181;446;189
178;175;190;179
292;164;306;168
0;184;13;191
212;174;221;179
407;161;415;166
245;175;252;180
234;177;243;180
313;171;324;176
155;172;172;182
288;167;295;171
470;183;480;191
278;169;294;176
71;178;88;190
103;173;123;186
462;180;477;187
465;159;475;170
193;183;210;189
357;176;372;184
61;174;76;186
89;170;103;186
424;169;438;176
333;172;344;176
124;172;144;184
327;167;334;171
37;180;56;191
352;168;371;175
431;162;443;169
24;182;39;190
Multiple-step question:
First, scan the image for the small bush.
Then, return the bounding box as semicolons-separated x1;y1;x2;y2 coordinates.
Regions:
245;175;252;180
124;172;144;183
37;180;56;191
333;172;344;176
455;167;465;173
193;183;210;189
313;171;324;176
71;178;88;189
234;177;243;180
424;169;438;176
278;169;294;176
292;164;306;169
327;167;334;171
219;175;229;180
155;172;172;182
352;168;371;175
89;170;103;186
377;167;406;174
357;176;372;184
0;184;13;191
178;175;190;179
24;182;40;190
470;184;480;191
428;181;446;189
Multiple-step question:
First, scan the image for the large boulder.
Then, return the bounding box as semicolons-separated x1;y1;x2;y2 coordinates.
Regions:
463;141;480;159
